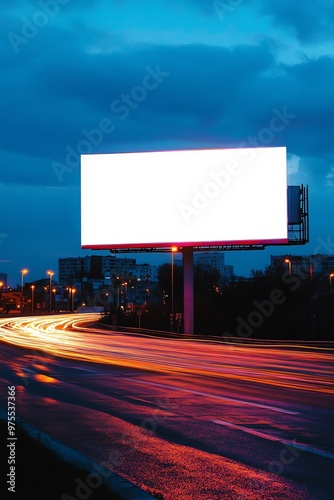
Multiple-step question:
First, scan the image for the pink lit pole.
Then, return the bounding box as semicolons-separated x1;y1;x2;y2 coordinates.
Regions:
183;246;194;334
171;246;178;324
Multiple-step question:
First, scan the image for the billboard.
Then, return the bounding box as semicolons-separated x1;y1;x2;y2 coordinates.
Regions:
287;186;301;225
81;147;288;249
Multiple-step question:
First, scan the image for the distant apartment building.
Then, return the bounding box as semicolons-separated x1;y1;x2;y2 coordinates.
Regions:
134;263;158;282
194;252;234;285
168;251;234;285
59;255;136;285
58;256;91;286
103;255;136;279
58;255;158;306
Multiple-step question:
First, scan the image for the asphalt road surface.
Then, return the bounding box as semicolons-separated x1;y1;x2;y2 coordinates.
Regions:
0;313;333;499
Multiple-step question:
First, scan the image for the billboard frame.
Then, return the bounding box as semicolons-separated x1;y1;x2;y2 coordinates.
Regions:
81;143;308;334
81;147;289;251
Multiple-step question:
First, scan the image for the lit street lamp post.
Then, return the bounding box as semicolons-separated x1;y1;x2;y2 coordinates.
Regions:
0;281;3;312
53;288;57;312
124;282;127;311
284;258;292;276
21;268;29;312
72;288;76;312
146;287;150;310
46;271;54;313
31;285;35;314
330;273;334;288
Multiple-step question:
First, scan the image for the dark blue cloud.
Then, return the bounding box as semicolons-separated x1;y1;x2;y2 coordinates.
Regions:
1;24;334;189
259;0;334;42
186;0;334;44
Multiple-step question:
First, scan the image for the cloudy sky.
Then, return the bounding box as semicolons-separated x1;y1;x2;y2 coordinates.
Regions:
1;0;334;286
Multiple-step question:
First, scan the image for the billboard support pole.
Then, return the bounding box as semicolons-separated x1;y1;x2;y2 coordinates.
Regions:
183;246;194;334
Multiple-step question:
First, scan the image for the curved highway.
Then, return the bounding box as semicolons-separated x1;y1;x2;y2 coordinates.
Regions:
0;314;333;394
0;313;333;499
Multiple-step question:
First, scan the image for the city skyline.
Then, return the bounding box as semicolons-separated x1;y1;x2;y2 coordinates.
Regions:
1;1;334;285
3;250;334;290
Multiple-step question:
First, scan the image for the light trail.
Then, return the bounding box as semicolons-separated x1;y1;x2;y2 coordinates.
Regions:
0;314;333;395
212;419;334;459
120;377;300;415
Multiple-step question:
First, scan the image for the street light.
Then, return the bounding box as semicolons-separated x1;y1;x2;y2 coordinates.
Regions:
71;288;76;312
46;271;54;313
21;268;29;312
284;258;292;276
124;282;127;311
330;273;334;287
104;291;109;312
31;285;35;314
171;246;178;329
53;288;57;312
146;287;150;310
0;281;3;312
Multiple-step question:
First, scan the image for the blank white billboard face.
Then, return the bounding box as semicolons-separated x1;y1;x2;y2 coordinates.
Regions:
81;147;288;249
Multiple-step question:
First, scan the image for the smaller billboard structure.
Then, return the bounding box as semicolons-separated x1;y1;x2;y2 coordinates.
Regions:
287;185;309;245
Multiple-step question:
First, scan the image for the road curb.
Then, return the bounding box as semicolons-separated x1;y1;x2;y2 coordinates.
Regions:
0;409;155;500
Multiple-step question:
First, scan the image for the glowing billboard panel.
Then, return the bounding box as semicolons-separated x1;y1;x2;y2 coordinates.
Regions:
81;147;288;249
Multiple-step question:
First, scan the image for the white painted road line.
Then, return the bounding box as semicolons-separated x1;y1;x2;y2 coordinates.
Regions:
123;378;300;415
212;419;334;459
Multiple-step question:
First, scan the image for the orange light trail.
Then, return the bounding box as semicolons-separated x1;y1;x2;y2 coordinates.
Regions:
0;314;333;395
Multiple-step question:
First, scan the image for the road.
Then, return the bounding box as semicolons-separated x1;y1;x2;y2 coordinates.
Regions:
0;313;333;499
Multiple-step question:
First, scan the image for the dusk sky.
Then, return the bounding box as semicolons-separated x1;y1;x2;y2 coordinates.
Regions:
1;0;334;286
